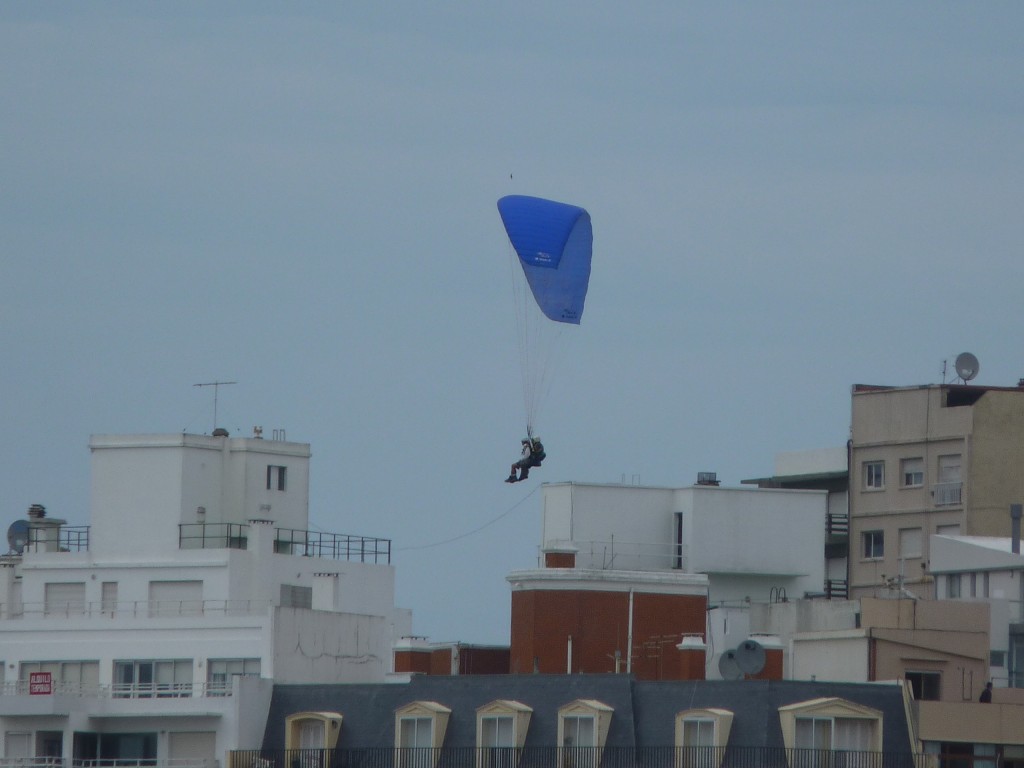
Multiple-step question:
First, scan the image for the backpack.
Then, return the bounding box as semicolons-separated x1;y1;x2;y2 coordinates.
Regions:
530;439;546;467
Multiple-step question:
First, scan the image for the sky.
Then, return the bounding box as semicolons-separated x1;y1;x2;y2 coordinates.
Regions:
2;3;1023;645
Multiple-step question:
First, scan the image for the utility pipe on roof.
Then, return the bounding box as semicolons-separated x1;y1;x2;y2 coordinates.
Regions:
626;589;634;674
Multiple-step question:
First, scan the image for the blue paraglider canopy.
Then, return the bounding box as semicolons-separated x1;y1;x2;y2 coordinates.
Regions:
497;195;593;324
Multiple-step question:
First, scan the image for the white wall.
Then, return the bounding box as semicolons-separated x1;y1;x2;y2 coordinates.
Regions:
540;482;827;600
791;632;870;682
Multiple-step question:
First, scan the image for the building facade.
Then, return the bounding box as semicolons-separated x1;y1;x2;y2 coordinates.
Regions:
848;383;1024;600
0;430;411;768
506;480;827;680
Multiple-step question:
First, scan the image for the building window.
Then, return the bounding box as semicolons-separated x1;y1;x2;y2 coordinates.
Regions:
676;709;734;768
990;650;1006;668
476;700;531;768
19;661;99;693
905;671;941;701
148;580;202;617
901;458;924;488
43;582;86;616
113;659;193;698
779;698;883;757
394;701;451;768
281;584;313;609
947;574;962;598
207;658;261;696
862;531;884;560
101;582;118;616
898;528;922;560
795;716;875;751
558;699;613;768
267;465;287;491
284;711;342;768
936;524;960;536
864;461;885;490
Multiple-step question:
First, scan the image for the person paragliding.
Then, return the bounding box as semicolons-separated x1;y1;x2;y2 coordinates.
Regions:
497;194;592;483
506;436;546;483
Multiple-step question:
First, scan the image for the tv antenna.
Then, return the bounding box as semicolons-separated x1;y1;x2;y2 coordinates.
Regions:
193;380;237;432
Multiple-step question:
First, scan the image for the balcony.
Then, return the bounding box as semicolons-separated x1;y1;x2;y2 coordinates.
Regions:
228;746;934;768
179;524;391;564
0;761;215;768
932;482;962;507
0;680;233;698
0;598;271;621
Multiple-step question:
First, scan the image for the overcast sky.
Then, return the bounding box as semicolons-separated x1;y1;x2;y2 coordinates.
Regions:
3;3;1022;644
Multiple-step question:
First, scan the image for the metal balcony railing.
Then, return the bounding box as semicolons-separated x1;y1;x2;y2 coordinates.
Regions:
0;679;234;698
274;529;391;564
932;482;962;507
228;746;935;768
0;761;216;768
826;513;849;536
178;524;391;564
0;598;271;620
825;579;849;600
26;526;90;552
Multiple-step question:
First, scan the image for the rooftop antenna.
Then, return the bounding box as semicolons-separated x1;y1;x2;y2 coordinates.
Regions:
193;380;237;432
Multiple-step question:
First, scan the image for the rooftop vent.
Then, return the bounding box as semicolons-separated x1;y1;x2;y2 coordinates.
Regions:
27;504;46;519
212;428;229;437
696;472;720;486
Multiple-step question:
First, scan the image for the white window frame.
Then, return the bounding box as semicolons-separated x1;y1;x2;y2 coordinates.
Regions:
394;701;451;768
900;458;924;488
557;699;613;768
476;700;531;768
862;530;884;560
779;698;883;755
675;709;733;768
864;461;885;490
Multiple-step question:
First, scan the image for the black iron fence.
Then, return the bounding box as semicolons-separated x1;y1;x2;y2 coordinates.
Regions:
229;747;936;768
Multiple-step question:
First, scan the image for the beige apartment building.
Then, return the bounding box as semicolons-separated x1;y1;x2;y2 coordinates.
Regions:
848;382;1024;599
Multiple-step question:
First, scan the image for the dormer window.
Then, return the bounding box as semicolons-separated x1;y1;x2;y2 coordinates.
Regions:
395;701;451;768
675;708;733;768
476;700;532;768
779;698;883;756
557;699;613;768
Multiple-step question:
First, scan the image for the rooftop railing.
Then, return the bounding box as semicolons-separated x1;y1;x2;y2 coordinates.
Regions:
27;526;90;552
228;746;935;768
178;524;391;564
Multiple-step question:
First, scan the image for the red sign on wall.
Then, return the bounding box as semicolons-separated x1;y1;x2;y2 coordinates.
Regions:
29;671;52;695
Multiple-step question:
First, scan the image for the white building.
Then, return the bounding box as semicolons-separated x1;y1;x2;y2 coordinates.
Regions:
532;478;827;677
930;531;1024;688
0;430;412;768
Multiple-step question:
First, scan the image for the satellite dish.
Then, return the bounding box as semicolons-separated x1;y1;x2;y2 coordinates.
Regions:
954;352;980;383
7;520;29;554
718;650;744;681
734;639;766;675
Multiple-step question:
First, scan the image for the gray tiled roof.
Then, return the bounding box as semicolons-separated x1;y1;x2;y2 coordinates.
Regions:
264;675;913;752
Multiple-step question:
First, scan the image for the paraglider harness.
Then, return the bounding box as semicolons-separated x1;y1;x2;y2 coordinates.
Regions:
528;438;545;467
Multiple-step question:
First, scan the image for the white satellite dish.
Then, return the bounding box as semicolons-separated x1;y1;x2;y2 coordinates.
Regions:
954;352;980;383
718;650;744;680
734;639;766;675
